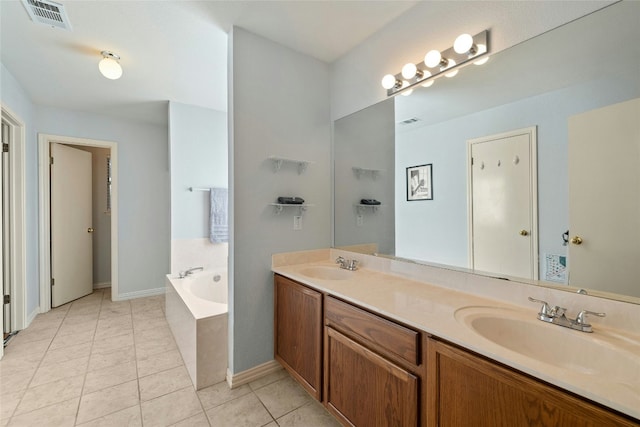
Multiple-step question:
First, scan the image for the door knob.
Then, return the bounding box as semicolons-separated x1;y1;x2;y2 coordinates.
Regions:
519;230;529;236
570;236;583;245
87;227;94;233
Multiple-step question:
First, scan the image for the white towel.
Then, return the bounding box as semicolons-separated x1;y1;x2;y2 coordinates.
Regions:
210;188;228;243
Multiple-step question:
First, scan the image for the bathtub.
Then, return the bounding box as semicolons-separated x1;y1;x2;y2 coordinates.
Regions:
165;270;228;390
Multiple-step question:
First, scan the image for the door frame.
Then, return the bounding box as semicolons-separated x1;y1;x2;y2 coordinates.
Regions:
0;105;27;332
38;134;119;312
466;126;539;279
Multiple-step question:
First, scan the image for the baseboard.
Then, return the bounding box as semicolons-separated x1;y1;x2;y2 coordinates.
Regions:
226;360;282;389
26;306;40;328
93;282;111;289
115;287;166;301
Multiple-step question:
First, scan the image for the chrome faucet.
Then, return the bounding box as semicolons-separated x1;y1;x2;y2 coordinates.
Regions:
528;297;605;333
179;266;204;278
335;256;358;271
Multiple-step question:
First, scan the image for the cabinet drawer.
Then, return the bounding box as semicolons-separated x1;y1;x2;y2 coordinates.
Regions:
325;296;420;365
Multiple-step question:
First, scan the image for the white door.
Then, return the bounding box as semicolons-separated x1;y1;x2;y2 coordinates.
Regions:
51;143;93;307
568;98;640;297
469;128;538;279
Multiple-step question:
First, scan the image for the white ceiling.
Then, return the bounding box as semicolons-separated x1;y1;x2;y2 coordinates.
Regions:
0;0;418;126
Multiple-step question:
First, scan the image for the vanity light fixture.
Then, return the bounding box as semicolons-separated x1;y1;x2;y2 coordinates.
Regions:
98;51;123;80
381;30;489;96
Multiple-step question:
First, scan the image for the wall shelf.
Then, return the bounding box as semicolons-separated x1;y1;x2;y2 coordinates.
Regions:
270;203;314;215
269;156;313;174
353;167;382;180
355;204;383;214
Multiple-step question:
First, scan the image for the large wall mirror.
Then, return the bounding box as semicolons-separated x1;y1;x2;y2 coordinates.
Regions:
333;1;640;303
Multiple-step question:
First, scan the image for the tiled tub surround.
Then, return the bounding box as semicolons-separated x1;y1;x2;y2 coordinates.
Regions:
165;270;228;390
0;289;339;426
272;248;640;421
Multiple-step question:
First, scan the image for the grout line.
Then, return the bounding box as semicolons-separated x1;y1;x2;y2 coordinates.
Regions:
6;291;86;422
74;289;105;426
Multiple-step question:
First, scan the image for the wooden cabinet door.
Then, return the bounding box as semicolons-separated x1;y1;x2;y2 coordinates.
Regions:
427;338;639;427
325;327;418;427
274;274;322;399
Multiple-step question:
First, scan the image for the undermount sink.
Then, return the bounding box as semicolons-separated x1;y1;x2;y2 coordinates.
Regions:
298;266;353;280
454;306;640;385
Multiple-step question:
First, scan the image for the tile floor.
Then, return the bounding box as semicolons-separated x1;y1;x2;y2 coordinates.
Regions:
0;290;341;427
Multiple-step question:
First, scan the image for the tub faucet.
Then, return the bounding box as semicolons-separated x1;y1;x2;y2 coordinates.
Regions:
179;266;203;278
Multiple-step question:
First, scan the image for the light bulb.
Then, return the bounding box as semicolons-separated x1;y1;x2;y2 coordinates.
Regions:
454;33;474;54
420;71;434;87
381;74;398;89
98;51;123;80
473;44;489;65
401;63;418;80
424;50;443;68
444;59;458;78
399;80;413;96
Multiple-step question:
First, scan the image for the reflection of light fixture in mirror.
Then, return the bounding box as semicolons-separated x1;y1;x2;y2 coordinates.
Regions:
99;51;123;80
444;59;458;77
400;81;413;96
381;29;488;96
473;44;490;65
421;71;434;87
381;74;402;90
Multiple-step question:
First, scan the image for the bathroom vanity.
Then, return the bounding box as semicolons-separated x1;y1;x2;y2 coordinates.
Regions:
272;250;640;427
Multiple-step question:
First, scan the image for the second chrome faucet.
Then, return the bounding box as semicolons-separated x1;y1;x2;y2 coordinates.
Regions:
336;256;358;271
528;297;605;333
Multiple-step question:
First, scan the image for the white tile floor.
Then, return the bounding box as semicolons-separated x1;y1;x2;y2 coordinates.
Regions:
0;290;340;427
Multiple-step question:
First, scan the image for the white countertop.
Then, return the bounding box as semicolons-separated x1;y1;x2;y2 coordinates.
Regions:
272;254;640;421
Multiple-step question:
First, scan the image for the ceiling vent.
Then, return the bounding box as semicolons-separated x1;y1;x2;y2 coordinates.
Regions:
21;0;72;31
398;117;421;126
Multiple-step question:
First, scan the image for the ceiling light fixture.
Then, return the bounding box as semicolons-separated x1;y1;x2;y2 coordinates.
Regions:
381;30;489;96
99;51;123;80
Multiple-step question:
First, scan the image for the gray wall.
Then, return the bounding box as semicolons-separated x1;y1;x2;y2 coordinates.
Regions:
334;99;395;254
229;27;331;373
395;78;640;275
36;105;170;298
169;102;228;239
0;62;39;315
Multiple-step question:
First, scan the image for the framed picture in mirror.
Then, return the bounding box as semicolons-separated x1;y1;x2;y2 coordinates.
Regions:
407;164;433;201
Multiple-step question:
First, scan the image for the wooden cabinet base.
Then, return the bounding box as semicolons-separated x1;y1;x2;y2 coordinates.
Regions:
325;327;419;427
274;274;322;400
427;338;639;427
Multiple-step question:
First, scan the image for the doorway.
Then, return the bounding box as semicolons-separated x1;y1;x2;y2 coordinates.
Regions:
0;106;27;343
467;127;538;279
38;134;119;312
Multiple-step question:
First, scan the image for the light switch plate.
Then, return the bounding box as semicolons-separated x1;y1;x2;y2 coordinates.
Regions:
356;215;363;226
294;215;302;230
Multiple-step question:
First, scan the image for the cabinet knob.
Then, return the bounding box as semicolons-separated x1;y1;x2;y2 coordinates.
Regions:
88;227;94;233
570;236;583;245
519;230;529;236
